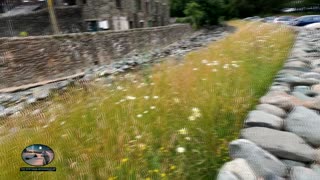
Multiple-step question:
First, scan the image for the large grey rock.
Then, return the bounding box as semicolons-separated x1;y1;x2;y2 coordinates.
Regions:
229;139;287;177
32;87;50;100
285;106;320;146
301;72;320;79
244;110;283;129
281;159;306;168
0;93;12;104
291;91;314;101
289;167;320;180
219;158;256;180
217;171;239;180
3;103;25;116
310;164;320;175
260;91;304;110
293;86;310;94
241;127;316;162
269;85;291;92
276;76;319;86
256;104;287;118
0;105;4;112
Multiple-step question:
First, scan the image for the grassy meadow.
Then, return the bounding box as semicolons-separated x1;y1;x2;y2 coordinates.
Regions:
0;21;295;180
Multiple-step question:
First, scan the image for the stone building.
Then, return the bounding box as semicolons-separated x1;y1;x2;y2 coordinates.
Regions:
82;0;170;31
0;0;170;36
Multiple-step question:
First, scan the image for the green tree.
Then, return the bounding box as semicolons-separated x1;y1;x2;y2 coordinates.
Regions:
183;2;205;28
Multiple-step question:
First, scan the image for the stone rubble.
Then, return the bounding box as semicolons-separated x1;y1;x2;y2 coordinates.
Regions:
218;28;320;179
0;25;234;119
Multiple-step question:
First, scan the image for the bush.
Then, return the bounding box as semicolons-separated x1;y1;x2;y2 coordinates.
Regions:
19;31;29;37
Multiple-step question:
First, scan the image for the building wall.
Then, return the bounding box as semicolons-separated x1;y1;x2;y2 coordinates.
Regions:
0;6;84;37
0;24;192;89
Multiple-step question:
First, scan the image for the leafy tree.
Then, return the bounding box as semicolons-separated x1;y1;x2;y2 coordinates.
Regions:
183;2;205;28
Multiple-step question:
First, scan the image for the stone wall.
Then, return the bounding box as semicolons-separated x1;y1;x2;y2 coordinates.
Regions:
0;6;84;37
217;28;320;180
0;24;192;89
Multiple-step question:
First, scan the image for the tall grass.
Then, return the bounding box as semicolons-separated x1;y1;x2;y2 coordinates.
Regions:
0;21;295;180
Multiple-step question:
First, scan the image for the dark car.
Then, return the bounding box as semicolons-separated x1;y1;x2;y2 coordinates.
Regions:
290;15;320;26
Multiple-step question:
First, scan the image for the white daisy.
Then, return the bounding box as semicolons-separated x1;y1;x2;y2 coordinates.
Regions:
176;147;186;153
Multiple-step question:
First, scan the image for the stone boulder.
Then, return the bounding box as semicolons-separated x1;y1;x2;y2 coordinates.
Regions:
281;159;306;168
218;158;256;180
244;110;283;129
285;106;320;147
217;171;239;180
256;104;287;118
301;72;320;79
289;167;320;180
240;127;316;162
311;164;320;175
229;139;287;178
260;91;304;110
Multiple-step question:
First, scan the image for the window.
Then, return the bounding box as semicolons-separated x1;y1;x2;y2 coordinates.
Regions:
135;0;141;11
145;2;149;15
116;0;122;9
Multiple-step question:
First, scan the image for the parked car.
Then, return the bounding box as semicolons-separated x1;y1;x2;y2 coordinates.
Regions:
263;16;276;23
290;15;320;26
243;16;261;21
273;16;295;25
305;23;320;30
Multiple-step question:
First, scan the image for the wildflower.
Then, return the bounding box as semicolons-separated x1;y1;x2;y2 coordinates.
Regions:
120;99;126;102
188;116;196;121
60;121;65;125
173;98;180;103
150;106;156;110
223;64;229;69
153;96;159;99
153;169;159;173
144;96;150;100
176;147;186;153
178;128;188;135
137;114;143;118
135;135;142;139
138;143;147;150
212;69;218;72
116;86;124;90
170;165;176;170
231;64;239;68
144;111;149;114
201;59;208;64
194;112;201;118
43;125;48;128
193;68;198;71
161;173;166;177
192;107;200;113
150;83;155;86
121;158;128;163
126;96;136;100
185;137;191;141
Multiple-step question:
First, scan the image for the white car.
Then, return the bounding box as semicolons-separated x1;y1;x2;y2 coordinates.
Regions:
305;23;320;30
273;16;295;25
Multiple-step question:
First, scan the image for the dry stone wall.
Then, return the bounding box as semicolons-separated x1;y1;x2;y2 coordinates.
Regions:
0;24;192;89
217;28;320;180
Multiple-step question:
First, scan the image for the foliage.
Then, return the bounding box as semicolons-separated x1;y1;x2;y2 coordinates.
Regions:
19;31;29;37
183;2;205;28
0;21;295;179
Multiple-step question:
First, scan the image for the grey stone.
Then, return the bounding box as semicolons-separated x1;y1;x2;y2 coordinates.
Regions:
269;85;291;92
285;106;320;146
26;97;37;104
240;127;316;162
244;110;283;129
260;91;304;110
219;158;256;180
0;105;4;111
301;72;320;79
289;167;320;180
217;171;239;180
32;87;50;100
281;159;306;168
256;104;287;118
276;76;319;86
4;103;25;116
0;93;12;104
310;164;320;175
229;139;287;177
293;86;310;94
291;91;314;101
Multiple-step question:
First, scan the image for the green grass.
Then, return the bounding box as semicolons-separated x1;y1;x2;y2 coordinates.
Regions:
0;21;295;180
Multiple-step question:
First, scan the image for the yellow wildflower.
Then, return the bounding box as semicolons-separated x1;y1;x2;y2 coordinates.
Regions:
121;158;128;163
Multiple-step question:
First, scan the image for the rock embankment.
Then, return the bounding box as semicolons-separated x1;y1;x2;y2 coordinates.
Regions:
217;28;320;179
0;26;234;119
